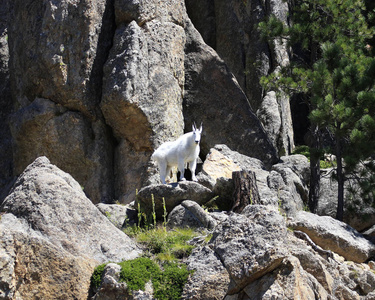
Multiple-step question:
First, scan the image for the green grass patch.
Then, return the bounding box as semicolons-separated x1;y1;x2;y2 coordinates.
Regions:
91;257;192;299
118;257;161;291
135;226;198;262
91;263;107;289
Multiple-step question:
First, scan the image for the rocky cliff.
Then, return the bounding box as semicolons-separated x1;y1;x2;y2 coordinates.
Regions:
0;0;293;205
2;156;375;299
2;0;375;299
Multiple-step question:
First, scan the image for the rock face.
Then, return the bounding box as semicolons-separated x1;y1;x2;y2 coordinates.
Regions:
0;0;12;203
317;170;375;232
8;0;115;204
183;18;278;166
3;0;283;205
0;157;141;299
186;0;294;156
101;0;187;202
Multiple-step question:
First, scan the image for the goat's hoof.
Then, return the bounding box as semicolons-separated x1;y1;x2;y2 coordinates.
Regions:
180;178;187;181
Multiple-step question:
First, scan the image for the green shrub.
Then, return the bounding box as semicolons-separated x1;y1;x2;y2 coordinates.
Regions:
91;263;107;289
153;262;192;300
118;257;160;291
135;226;198;261
116;257;192;300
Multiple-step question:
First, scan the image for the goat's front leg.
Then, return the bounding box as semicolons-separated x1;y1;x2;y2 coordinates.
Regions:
188;159;198;182
178;159;186;181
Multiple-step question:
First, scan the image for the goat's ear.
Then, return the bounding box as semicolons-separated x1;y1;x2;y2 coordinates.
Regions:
199;122;203;132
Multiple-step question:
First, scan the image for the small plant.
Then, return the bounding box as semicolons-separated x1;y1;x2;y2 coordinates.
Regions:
151;194;156;228
91;263;107;289
118;257;160;291
115;257;192;300
153;262;192;300
162;197;167;228
292;145;310;158
135;226;198;262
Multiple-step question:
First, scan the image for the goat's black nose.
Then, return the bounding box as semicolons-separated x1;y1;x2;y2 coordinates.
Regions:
195;141;199;144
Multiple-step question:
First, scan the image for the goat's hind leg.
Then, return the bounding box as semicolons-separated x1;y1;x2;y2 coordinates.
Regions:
188;159;198;182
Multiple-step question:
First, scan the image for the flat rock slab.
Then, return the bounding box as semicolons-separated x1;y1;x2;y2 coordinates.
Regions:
136;181;213;219
288;211;375;263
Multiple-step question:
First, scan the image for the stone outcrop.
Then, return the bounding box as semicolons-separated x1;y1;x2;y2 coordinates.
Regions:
200;145;309;216
288;211;375;263
3;0;282;205
0;157;140;299
8;0;115;204
183;18;278;166
135;181;213;219
182;205;375;299
185;0;294;155
167;200;217;229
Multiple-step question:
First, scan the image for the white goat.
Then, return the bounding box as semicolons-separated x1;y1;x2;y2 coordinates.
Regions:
152;123;202;184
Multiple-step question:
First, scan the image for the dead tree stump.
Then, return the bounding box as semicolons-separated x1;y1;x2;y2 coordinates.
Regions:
232;170;260;213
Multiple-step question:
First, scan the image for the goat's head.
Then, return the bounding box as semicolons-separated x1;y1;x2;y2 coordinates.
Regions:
192;122;203;144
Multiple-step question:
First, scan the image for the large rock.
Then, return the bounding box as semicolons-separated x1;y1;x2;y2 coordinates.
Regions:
167;200;217;229
211;205;289;294
183;18;278;167
101;1;187;203
201;145;308;215
182;205;375;299
8;0;115;204
182;246;230;300
0;157;141;299
136;181;213;219
0;0;12;203
288;211;375;263
9;98;113;203
0;214;94;300
9;0;114;116
185;0;294;156
317;169;375;232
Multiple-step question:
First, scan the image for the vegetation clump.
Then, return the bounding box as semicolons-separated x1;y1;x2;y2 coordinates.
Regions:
91;223;202;299
91;263;107;289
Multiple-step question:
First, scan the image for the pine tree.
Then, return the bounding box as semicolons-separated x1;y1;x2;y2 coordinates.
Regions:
260;0;375;220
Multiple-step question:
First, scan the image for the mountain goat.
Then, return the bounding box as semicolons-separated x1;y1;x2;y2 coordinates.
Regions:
152;123;202;184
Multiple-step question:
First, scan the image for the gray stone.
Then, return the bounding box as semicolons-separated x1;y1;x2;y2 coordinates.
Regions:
1;157;141;263
210;205;289;294
136;181;213;220
96;203;137;229
183;18;278;167
317;170;375;232
182;246;230;300
9;98;113;204
288;211;375;263
185;0;294;156
167;200;217;229
101;7;186;202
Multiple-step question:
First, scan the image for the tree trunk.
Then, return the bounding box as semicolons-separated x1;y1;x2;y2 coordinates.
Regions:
336;137;345;221
308;125;321;213
232;170;260;213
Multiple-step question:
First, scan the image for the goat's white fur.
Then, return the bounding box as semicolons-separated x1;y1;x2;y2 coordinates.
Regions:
152;123;202;184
